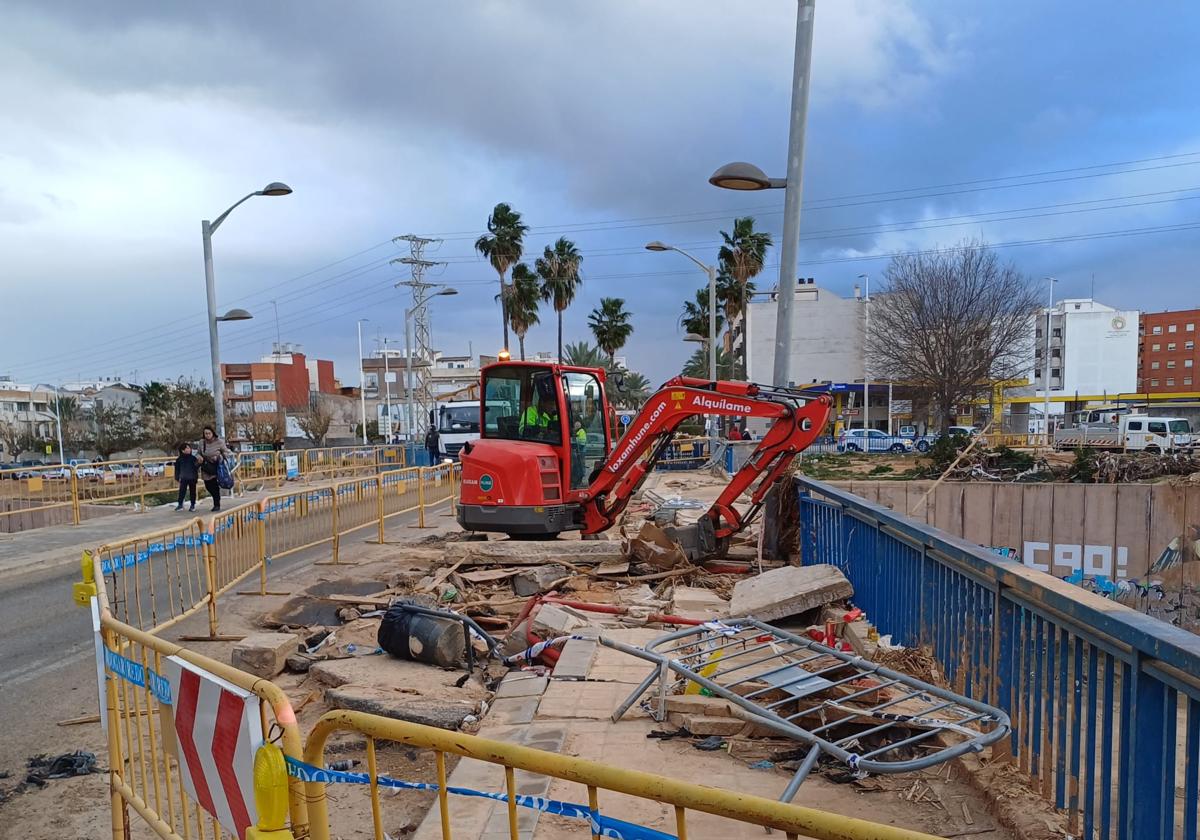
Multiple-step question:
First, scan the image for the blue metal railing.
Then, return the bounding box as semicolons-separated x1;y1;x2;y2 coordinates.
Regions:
796;475;1200;840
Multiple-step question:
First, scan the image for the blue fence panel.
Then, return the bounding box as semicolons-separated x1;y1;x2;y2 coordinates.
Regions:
796;476;1200;840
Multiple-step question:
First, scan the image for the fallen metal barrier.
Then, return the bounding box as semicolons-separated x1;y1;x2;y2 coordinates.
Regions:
797;475;1200;840
606;619;1009;804
300;710;947;840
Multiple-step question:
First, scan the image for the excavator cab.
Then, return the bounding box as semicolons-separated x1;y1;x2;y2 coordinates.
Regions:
457;361;611;536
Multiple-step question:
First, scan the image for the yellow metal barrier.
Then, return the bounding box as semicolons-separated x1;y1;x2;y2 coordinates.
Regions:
0;461;79;529
94;519;212;635
302;711;944;840
91;551;310;840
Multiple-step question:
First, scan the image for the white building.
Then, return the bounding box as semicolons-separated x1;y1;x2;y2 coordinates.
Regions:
1028;299;1139;414
742;280;866;386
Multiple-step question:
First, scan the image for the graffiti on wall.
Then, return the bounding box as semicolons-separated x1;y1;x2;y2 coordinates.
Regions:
1021;542;1130;579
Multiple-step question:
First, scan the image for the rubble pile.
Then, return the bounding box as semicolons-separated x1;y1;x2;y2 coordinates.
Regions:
1093;450;1200;482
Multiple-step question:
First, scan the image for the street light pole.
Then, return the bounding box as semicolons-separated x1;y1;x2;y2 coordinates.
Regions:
383;338;392;441
1042;276;1058;442
356;318;369;444
859;273;870;432
201;181;292;439
644;242;717;382
774;0;818;389
707;2;818;389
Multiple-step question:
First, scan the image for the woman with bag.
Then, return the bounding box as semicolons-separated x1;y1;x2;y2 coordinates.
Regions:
198;425;231;512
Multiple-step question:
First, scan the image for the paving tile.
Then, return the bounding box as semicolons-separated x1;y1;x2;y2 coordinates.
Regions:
486;695;540;726
495;671;549;698
549;637;596;680
537;679;647;721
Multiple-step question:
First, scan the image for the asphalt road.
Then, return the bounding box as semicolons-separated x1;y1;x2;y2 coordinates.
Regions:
0;505;438;779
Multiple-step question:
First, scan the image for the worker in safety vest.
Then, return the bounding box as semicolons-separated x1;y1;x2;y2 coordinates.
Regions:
519;393;559;437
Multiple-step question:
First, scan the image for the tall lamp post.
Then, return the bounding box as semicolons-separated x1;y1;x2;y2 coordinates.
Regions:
646;242;718;385
858;273;870;432
202;181;292;438
708;0;817;388
403;286;458;447
1042;276;1058;442
356;318;369;444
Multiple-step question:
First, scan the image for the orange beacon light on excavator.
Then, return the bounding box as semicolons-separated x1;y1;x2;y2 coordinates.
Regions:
456;361;831;557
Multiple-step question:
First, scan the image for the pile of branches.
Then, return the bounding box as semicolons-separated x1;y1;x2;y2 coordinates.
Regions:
1094;451;1200;483
934;446;1054;483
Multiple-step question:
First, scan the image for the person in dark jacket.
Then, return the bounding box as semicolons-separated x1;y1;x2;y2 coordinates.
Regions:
425;426;441;465
174;442;198;511
198;425;230;511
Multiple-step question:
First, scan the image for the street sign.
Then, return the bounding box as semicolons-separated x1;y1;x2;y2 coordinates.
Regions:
620;414;631;426
284;454;299;480
890;400;912;415
163;656;262;839
45;444;52;455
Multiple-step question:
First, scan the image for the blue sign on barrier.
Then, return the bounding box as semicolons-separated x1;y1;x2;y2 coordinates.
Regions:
285;757;675;839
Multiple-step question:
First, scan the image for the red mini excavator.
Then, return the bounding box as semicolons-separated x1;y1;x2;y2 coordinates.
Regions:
457;361;831;557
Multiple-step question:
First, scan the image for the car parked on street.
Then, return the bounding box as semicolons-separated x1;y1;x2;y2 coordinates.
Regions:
837;429;915;453
897;425;940;453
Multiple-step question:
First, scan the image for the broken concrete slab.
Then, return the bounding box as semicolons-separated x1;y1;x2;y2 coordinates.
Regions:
511;564;570;597
675;714;746;737
670;585;729;621
231;632;299;678
530;603;591;638
625;520;689;569
729;564;853;622
326;686;477;730
494;672;549;699
663;695;738;717
550;637;597;680
308;656;489;704
444;540;625;567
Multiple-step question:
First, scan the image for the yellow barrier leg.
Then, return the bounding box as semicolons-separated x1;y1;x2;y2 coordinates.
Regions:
436;750;452;840
366;738;384;840
375;474;385;545
71;470;81;525
504;766;519;840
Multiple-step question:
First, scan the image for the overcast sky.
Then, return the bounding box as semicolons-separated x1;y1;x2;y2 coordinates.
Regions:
2;1;1198;389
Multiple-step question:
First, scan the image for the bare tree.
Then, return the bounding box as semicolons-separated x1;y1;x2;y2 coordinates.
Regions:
240;408;286;447
296;395;334;446
0;418;22;463
866;240;1040;430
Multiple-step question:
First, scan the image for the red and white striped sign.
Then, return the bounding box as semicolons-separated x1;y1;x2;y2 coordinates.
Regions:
164;656;262;839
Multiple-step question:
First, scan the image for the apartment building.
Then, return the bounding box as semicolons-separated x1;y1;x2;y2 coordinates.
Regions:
1138;307;1200;394
221;345;338;445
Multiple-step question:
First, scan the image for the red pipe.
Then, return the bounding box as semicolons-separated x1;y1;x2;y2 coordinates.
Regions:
541;596;705;627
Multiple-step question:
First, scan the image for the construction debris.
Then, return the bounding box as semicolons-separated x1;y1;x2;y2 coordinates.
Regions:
326;686;478;730
1095;450;1200;482
444;539;624;566
231;632;300;678
625;520;690;568
511;564;570;596
729;564;853;622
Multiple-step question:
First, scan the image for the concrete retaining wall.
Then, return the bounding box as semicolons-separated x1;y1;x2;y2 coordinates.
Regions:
829;480;1200;582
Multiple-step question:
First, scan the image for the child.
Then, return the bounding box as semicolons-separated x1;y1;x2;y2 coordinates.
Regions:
174;442;198;512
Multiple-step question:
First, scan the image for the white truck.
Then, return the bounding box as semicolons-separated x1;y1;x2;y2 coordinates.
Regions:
1053;414;1194;452
433;399;508;460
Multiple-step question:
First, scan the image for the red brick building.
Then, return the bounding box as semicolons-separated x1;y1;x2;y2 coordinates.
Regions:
1137;308;1200;394
222;346;338;444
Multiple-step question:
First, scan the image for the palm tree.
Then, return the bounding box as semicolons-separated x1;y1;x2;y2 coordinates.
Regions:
679;286;725;338
611;371;650;409
587;297;633;364
474;203;528;352
503;263;541;360
718;217;772;377
536;237;583;361
561;341;606;368
682;345;736;380
715;266;756;356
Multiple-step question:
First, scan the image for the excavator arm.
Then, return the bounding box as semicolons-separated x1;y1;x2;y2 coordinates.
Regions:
578;377;832;550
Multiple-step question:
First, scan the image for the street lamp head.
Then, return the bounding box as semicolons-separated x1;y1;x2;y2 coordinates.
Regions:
436;287;459;297
684;333;706;343
259;182;293;197
217;308;253;322
709;161;773;191
645;241;672;252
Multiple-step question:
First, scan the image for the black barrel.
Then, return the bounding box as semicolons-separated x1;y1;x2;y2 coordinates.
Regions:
377;599;467;668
